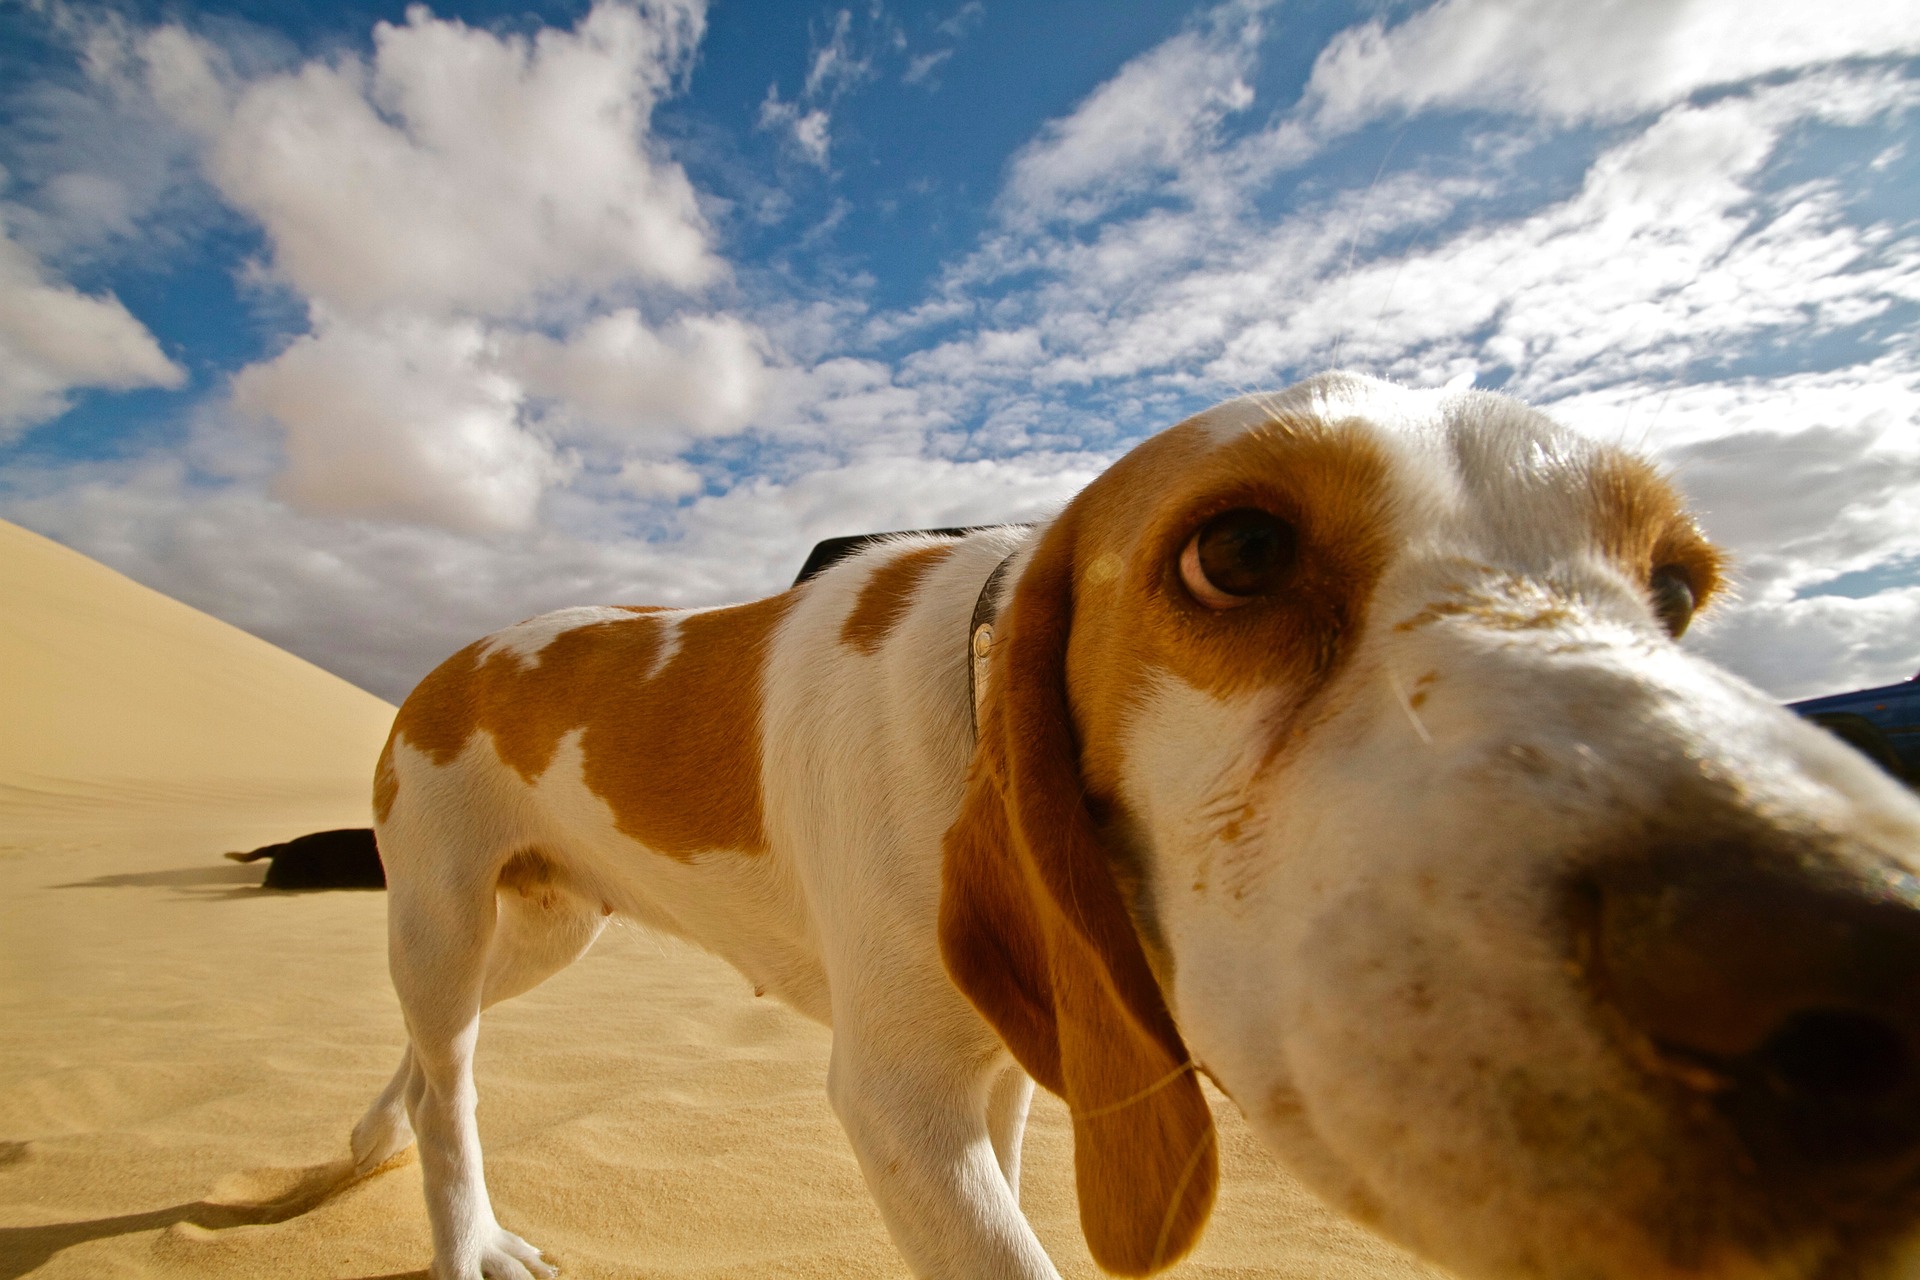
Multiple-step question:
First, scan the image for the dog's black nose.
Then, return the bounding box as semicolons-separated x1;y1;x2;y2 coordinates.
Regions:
1584;850;1920;1173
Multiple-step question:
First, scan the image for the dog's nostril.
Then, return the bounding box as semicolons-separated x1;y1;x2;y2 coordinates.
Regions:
1582;851;1920;1171
1754;1008;1912;1103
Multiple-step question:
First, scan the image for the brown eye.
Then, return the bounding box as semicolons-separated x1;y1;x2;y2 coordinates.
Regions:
1180;508;1297;609
1650;565;1696;637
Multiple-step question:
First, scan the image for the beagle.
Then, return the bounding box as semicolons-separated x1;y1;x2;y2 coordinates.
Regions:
352;372;1920;1280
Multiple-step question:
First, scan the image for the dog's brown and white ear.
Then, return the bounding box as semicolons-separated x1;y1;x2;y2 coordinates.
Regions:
939;521;1217;1277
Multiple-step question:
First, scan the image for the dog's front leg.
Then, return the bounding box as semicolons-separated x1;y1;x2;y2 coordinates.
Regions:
826;996;1061;1279
984;1060;1035;1201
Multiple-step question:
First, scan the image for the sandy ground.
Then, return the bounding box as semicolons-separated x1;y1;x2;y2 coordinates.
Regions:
0;518;1445;1279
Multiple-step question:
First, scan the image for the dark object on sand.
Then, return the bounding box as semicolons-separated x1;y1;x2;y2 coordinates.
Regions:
227;828;385;889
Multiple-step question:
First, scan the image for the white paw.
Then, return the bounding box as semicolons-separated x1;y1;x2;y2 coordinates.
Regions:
478;1228;555;1280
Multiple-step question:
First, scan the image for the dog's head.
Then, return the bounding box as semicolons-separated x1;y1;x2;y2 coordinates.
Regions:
940;372;1920;1279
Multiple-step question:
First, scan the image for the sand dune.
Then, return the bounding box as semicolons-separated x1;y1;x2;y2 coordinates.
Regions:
0;521;1444;1279
0;518;394;831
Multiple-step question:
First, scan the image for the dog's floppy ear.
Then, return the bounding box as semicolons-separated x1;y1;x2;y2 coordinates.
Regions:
940;518;1217;1277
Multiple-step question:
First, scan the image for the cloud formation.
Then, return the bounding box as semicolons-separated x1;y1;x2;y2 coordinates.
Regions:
109;0;775;534
1000;3;1266;226
0;221;182;437
1305;0;1920;129
229;312;564;533
162;2;718;315
3;0;1917;706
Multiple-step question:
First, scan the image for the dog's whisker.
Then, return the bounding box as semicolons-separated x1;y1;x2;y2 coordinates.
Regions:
1328;125;1408;374
1385;668;1434;747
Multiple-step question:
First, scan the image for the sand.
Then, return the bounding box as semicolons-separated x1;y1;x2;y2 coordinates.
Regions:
0;518;1444;1279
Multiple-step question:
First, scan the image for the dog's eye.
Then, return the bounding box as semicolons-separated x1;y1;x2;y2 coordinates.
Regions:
1649;565;1696;637
1180;508;1297;610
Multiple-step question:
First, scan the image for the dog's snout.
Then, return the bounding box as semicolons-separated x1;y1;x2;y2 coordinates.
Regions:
1579;849;1920;1170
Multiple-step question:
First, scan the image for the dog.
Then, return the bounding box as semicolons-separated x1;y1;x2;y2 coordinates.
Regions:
227;827;385;889
350;372;1920;1280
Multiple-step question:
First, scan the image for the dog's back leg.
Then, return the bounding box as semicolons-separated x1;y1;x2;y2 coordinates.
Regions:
366;837;604;1280
351;874;607;1180
480;851;608;1008
352;1047;423;1175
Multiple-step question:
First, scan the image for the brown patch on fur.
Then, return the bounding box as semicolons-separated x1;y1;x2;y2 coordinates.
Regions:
583;598;790;854
372;735;398;825
839;543;955;654
1394;575;1581;634
497;848;563;908
1588;452;1725;616
1055;414;1394;799
389;595;795;858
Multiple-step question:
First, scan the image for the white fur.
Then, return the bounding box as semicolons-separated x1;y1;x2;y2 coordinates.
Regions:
475;606;634;664
356;373;1920;1280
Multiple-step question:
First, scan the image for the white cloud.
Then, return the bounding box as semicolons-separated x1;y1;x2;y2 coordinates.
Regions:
0;439;1095;699
155;0;718;318
506;310;769;443
0;11;258;269
679;452;1093;555
1219;84;1920;394
903;49;952;86
1548;352;1920;454
617;457;704;499
69;0;782;536
936;73;1920;407
863;33;1920;708
903;1;981;88
754;6;889;168
137;22;239;140
229;312;563;533
752;356;948;460
804;9;871;100
935;2;985;41
1000;4;1266;226
0;221;184;437
1666;417;1920;577
1691;589;1920;702
759;87;833;167
1306;0;1920;131
227;292;777;533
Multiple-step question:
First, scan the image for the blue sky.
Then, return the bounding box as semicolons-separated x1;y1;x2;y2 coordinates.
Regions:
3;0;1919;702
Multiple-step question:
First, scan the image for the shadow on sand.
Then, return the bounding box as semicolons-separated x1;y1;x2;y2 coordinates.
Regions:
0;1154;416;1280
52;862;264;890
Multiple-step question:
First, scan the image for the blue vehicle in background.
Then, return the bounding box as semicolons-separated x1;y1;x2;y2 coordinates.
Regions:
1790;673;1920;784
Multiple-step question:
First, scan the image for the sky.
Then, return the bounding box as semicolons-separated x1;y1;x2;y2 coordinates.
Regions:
2;0;1918;704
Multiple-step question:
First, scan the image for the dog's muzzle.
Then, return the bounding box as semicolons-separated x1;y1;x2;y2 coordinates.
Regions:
1576;841;1920;1199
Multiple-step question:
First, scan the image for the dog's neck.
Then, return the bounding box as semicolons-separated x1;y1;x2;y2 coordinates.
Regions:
968;549;1022;738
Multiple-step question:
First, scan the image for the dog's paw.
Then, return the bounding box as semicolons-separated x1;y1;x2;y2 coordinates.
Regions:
349;1109;416;1176
477;1228;556;1280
